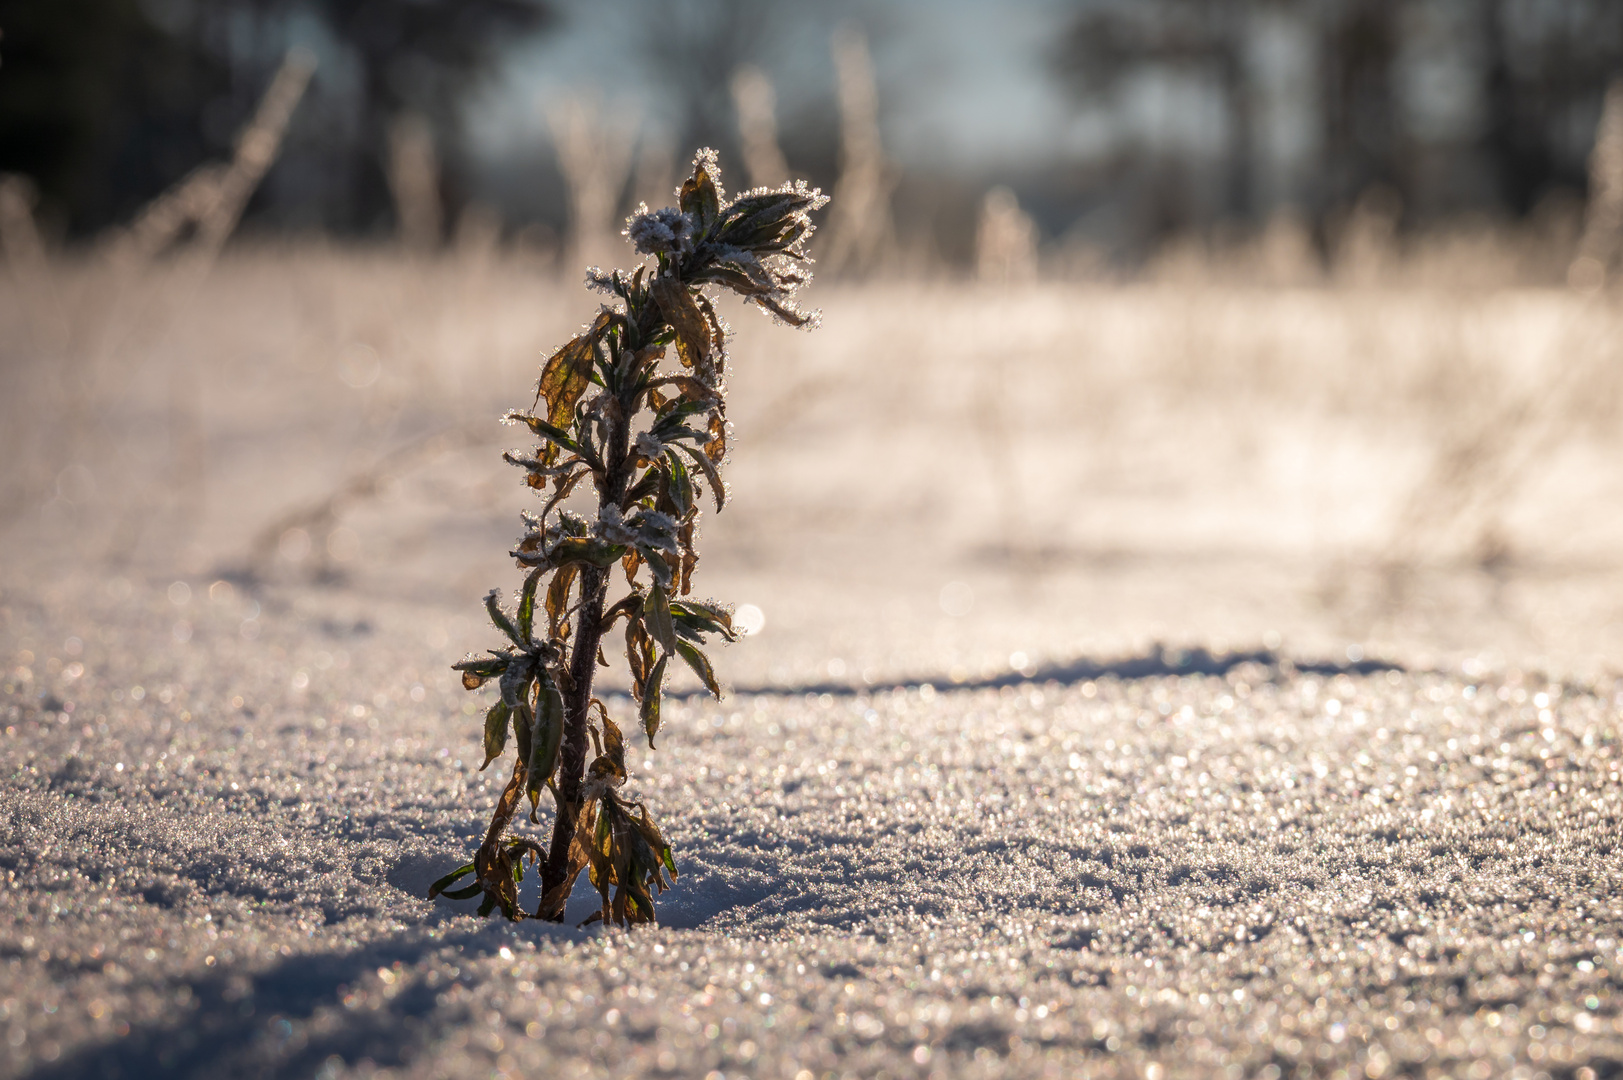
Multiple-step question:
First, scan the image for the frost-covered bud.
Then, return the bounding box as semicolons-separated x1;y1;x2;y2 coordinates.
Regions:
633;431;665;460
626;205;696;257
594;504;639;546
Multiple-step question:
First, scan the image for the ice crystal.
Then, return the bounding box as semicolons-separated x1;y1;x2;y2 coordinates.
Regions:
625;205;697;256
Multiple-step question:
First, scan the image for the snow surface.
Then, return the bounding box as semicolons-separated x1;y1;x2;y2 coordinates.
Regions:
3;578;1621;1079
5;263;1623;1077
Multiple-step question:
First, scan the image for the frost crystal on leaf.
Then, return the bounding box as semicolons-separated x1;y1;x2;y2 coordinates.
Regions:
626;206;696;257
594;504;639;546
633;431;665;460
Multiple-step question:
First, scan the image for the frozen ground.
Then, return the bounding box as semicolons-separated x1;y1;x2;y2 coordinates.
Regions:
3;577;1622;1080
3;257;1623;1078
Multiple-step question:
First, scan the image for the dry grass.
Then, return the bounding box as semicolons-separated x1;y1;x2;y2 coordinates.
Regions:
4;240;1623;672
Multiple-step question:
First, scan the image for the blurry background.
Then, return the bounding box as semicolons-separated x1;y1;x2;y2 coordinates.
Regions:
4;0;1623;685
5;0;1622;261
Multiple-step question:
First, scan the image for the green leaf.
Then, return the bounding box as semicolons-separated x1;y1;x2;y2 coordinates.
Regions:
438;883;484;901
517;569;542;644
528;670;565;809
479;700;511;770
453;654;510;690
485;589;523;647
643;582;677;652
427;862;476;899
507;411;581;459
663;450;693;519
697;262;770;297
670;599;736;641
640;653;668;748
675;639;722;699
679;444;726;513
655;424;709;446
652;398;714;436
623;466;661;503
551;537;627;570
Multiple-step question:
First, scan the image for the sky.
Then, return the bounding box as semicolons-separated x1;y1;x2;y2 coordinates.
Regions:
465;0;1091;171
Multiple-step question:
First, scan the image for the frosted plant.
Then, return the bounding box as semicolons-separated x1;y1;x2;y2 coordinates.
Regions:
430;151;827;925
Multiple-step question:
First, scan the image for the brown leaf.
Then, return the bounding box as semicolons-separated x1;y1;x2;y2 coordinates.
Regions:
533;311;613;461
679;157;721;225
695;294;729;375
647;375;717;405
545;564;578;638
535;797;596;920
541;467;588;523
626;618;651;696
679;518;698;595
705;413;727;464
652;275;711;376
589;713;628;784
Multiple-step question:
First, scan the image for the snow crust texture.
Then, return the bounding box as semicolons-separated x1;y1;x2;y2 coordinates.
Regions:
2;584;1622;1080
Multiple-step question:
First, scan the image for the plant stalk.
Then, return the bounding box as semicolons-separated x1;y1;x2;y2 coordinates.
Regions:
539;394;633;910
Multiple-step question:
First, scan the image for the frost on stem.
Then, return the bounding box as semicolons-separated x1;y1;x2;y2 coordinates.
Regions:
430;149;827;926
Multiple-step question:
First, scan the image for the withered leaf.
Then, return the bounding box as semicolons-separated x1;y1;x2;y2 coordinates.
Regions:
536;797;596;920
705;413;726;464
679;161;721;226
534;310;613;433
589;714;628;785
652;275;711;374
678;517;697;595
545;563;577;638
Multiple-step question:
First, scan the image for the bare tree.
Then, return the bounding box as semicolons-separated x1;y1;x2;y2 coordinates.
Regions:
547;96;637;274
818;24;896;279
388;114;443;253
1570;79;1623;292
731;65;792;189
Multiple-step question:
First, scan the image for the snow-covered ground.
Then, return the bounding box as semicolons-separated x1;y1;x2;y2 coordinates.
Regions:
3;254;1623;1077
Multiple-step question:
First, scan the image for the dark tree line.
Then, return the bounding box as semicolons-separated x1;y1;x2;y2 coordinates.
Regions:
0;0;554;236
1049;0;1623;236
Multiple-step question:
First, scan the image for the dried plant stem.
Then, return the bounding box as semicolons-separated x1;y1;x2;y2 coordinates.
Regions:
439;151;827;925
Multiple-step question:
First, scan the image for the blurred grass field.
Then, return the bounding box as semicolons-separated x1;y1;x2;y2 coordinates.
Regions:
4;240;1623;682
